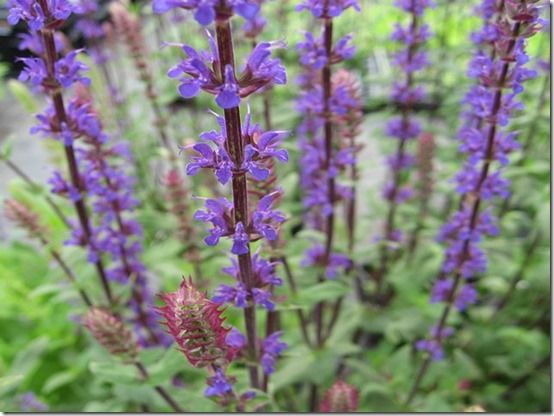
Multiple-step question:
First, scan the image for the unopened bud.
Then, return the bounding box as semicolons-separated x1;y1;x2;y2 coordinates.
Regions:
83;308;139;359
417;132;435;198
4;199;47;239
319;380;359;412
332;69;364;141
158;277;236;367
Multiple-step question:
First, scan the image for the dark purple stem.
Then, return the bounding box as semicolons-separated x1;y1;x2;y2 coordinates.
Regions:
214;16;260;390
405;19;522;405
37;11;113;306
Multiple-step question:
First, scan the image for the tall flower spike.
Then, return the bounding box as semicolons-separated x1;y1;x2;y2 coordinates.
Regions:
376;0;434;290
158;277;236;368
83;308;139;359
158;0;289;393
9;0;116;306
407;0;543;404
296;1;359;285
319;380;359;412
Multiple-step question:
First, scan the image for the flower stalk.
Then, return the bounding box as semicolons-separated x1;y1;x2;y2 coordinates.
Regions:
35;0;114;306
407;0;542;403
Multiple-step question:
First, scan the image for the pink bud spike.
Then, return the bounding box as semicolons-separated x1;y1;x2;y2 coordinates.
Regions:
158;277;237;367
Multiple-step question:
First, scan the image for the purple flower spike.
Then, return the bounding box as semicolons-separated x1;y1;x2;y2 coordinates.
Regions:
261;332;287;375
296;0;360;18
418;0;543;366
159;0;290;396
226;327;247;348
205;369;234;397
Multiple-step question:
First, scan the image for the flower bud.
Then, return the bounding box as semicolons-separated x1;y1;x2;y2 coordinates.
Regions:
83;308;139;359
332;69;364;142
158;277;235;367
4;199;47;239
416;132;434;199
319;380;359;412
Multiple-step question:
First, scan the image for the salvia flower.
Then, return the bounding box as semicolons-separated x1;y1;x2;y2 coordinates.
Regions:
18;50;90;91
377;0;433;266
7;0;75;30
17;392;48;412
205;368;235;397
260;331;287;375
187;110;288;183
214;251;282;310
301;243;351;279
83;308;139;359
296;0;360;18
167;37;286;109
153;0;260;25
25;83;168;347
417;0;542;360
159;0;289;392
158;277;237;367
296;0;359;282
319;380;359;412
194;191;285;255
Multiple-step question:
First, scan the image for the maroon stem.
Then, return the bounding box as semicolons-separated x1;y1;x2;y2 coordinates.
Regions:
313;16;335;349
215;17;260;390
405;19;522;405
39;23;113;306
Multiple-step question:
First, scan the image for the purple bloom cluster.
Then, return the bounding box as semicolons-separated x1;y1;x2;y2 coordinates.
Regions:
17;392;48;412
167;36;286;109
415;326;453;361
418;0;543;360
380;0;433;246
194;190;285;257
18;49;90;91
213;251;283;310
187;110;288;183
296;0;360;18
242;0;267;38
296;0;359;279
205;369;234;397
261;331;287;375
7;0;76;30
301;244;351;279
153;0;260;25
74;0;110;64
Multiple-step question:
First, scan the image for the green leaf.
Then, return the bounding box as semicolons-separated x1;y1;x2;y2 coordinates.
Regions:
88;361;139;385
7;79;38;113
42;370;78;394
296;280;350;307
0;138;13;160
